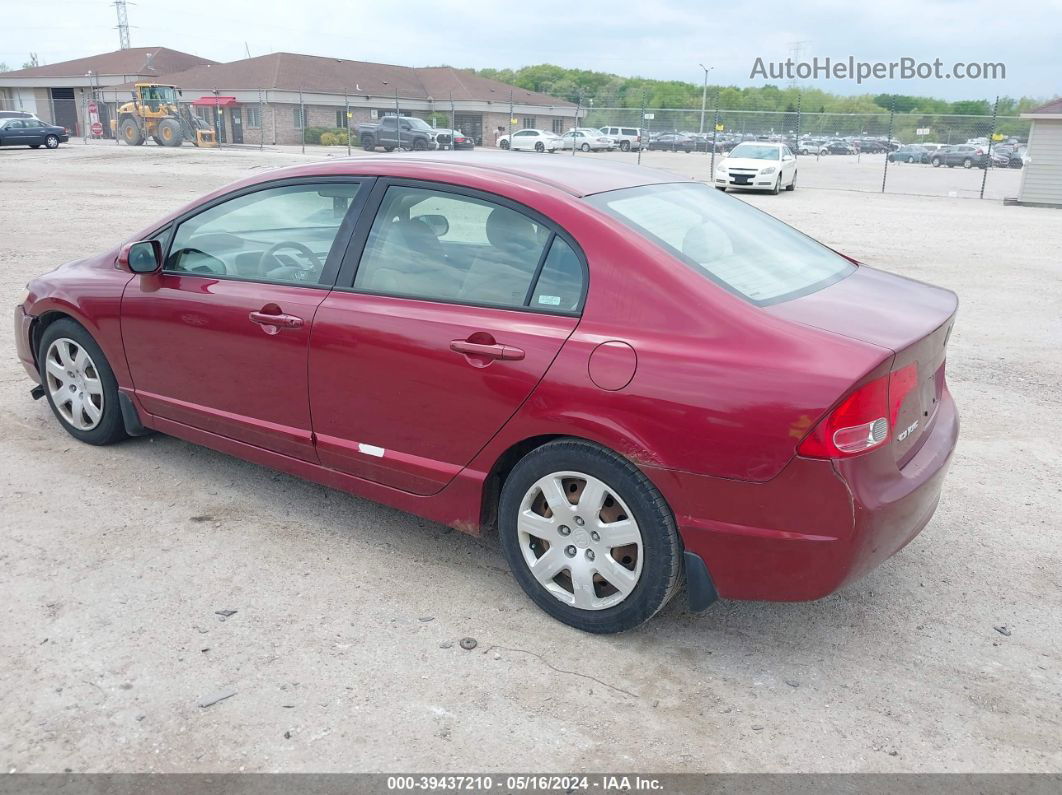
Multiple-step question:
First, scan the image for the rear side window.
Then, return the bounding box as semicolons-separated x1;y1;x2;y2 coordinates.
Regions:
354;185;583;312
586;182;853;305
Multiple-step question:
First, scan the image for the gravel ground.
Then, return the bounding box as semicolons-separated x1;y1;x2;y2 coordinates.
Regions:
1;142;1060;774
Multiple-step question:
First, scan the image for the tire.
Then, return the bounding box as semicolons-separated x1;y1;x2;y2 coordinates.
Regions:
620;140;630;152
715;186;726;191
786;171;796;191
580;143;591;152
498;439;682;634
38;319;128;446
499;139;509;150
535;141;545;153
907;156;915;163
770;175;781;195
157;118;183;147
963;158;972;168
383;146;394;152
120;118;144;146
45;135;60;149
931;157;941;167
412;138;427;151
361;135;375;152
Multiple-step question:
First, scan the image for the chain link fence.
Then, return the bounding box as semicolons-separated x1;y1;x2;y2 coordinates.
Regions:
2;90;1030;200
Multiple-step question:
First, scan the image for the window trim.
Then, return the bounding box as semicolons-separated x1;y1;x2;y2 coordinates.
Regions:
152;176;376;291
333;177;589;317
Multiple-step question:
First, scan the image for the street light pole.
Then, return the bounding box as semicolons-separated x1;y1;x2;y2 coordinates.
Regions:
698;63;713;135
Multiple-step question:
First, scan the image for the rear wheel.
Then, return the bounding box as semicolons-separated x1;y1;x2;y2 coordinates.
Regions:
931;157;941;167
383;146;395;152
580;143;591;152
38;319;127;446
620;140;630;152
499;439;682;633
361;135;375;152
535;141;545;153
907;156;915;163
120;119;144;146
963;158;973;168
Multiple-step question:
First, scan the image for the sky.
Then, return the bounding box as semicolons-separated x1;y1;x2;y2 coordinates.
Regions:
2;0;1060;101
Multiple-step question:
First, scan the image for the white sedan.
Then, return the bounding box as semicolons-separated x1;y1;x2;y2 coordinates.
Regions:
714;142;798;194
498;129;563;153
558;128;615;152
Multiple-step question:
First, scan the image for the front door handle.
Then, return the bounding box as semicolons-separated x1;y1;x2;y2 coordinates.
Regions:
249;309;304;333
450;339;525;361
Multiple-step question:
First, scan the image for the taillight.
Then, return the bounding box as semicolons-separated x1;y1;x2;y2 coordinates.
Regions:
798;364;919;459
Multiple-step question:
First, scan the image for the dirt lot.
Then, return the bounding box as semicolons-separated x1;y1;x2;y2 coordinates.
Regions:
1;142;1060;774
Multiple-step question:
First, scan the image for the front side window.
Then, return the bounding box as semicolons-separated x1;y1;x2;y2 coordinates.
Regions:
586;182;854;305
354;185;582;311
166;182;362;285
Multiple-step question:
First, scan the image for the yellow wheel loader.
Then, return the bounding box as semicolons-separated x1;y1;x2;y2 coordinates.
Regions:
111;83;218;148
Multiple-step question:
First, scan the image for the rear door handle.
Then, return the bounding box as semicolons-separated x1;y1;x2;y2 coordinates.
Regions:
249;310;304;331
450;340;525;361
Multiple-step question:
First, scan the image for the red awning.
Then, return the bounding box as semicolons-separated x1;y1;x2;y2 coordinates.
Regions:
191;96;238;107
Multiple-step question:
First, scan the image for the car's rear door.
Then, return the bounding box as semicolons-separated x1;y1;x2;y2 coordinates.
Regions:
121;177;371;461
308;179;587;495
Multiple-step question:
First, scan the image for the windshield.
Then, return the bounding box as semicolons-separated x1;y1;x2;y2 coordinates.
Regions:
141;86;177;104
585;182;855;304
729;144;780;160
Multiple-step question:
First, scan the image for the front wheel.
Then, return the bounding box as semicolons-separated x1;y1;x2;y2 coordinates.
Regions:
412;138;427;151
932;157;941;167
580;143;591;152
38;319;128;446
963;158;973;168
770;175;781;195
499;439;682;633
786;171;797;191
499;139;510;150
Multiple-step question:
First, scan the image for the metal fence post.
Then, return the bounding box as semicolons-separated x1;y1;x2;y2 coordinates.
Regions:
881;99;895;193
710;103;720;173
794;94;802;161
980;96;999;200
214;88;222;150
638;90;646;165
508;88;514;154
81;94;88;145
571;90;581;157
345;90;351;156
450;91;455;140
258;87;264;151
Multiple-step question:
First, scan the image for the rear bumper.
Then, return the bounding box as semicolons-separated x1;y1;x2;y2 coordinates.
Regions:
14;304;38;383
648;389;958;601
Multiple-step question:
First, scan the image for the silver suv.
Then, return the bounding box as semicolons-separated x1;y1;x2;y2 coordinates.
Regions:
600;126;645;152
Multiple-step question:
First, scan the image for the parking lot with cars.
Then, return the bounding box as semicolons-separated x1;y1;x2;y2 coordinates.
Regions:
2;143;1060;772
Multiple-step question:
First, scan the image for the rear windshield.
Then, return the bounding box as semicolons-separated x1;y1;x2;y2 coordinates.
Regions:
585;182;855;305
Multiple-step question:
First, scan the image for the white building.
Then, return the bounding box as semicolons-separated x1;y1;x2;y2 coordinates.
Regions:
1017;98;1062;208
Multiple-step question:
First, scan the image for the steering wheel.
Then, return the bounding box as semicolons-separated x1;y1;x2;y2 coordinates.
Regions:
258;241;323;281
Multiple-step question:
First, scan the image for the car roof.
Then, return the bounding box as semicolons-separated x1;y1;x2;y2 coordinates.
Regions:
262;152;691;198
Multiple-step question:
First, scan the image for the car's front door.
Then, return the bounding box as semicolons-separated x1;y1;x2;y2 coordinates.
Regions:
121;178;370;461
308;181;587;495
2;120;27;145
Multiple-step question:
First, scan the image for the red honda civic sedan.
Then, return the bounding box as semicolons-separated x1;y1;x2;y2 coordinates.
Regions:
13;153;958;633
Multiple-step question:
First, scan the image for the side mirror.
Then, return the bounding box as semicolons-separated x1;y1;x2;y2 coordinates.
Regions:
117;240;163;274
417;214;449;238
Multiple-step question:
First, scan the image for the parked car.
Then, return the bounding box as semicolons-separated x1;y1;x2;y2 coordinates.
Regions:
357;115;437;152
931;144;988;169
500;128;562;152
647;133;695;152
600;126;644;151
855;138;891;154
822;140;857;155
0;117;69;149
558;128;614;152
798;139;828;156
14;155;959;634
714;141;798;193
432;128;474;151
889;145;929;163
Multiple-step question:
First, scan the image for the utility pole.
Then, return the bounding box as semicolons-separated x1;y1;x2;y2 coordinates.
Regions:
698;64;713;135
113;0;131;50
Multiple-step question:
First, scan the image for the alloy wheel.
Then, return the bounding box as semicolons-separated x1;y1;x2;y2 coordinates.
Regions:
44;338;104;431
516;471;643;611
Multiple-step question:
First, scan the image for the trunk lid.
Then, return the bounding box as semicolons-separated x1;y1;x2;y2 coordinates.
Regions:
765;265;957;465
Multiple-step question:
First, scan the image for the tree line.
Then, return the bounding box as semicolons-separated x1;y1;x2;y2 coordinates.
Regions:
469;64;1045;118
